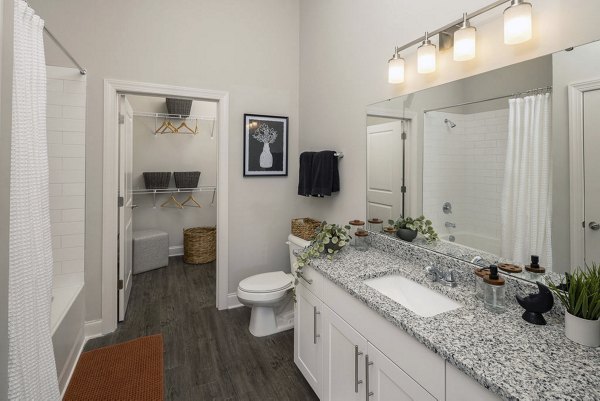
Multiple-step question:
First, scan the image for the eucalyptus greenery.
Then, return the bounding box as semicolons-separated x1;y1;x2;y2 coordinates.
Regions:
295;222;351;270
388;215;439;242
547;263;600;321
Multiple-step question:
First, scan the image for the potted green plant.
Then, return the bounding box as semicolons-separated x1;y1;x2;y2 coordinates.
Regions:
388;215;439;243
295;222;351;270
547;264;600;347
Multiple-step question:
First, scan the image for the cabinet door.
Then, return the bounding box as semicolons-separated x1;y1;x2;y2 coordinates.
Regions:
366;343;437;401
295;283;323;398
322;305;368;401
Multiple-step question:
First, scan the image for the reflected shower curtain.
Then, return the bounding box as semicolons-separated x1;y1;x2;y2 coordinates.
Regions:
500;93;552;268
8;1;60;400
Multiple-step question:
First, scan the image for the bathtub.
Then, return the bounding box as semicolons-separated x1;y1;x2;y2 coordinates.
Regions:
441;231;501;256
51;277;85;395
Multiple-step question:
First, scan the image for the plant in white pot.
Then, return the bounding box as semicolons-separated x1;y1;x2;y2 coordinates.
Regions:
548;264;600;347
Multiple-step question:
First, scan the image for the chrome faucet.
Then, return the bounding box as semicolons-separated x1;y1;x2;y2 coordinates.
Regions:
424;265;458;287
445;222;456;229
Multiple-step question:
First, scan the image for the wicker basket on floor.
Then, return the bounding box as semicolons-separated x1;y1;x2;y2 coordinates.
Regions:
291;218;322;241
183;227;216;264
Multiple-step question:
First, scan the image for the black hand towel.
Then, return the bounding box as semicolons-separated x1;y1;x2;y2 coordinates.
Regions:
298;151;316;196
310;150;340;197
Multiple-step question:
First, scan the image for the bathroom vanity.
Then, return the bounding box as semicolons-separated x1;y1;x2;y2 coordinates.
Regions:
293;234;600;401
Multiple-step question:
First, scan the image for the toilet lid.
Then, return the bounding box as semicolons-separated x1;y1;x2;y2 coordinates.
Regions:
238;271;293;293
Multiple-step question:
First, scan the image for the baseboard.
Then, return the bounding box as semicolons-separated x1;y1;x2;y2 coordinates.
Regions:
84;318;103;340
227;292;243;309
169;245;183;257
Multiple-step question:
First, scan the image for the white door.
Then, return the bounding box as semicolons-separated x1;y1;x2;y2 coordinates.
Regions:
584;89;600;267
294;284;323;397
367;121;405;222
118;95;134;321
322;306;367;401
366;343;436;401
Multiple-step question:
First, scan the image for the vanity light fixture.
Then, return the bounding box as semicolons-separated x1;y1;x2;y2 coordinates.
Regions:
454;13;477;61
387;0;535;84
388;46;405;84
504;0;532;45
417;32;436;74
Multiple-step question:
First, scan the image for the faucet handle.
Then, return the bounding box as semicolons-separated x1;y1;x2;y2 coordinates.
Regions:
424;265;439;282
443;267;458;287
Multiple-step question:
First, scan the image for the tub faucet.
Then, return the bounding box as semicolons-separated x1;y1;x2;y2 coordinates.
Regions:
424;265;458;287
445;222;456;228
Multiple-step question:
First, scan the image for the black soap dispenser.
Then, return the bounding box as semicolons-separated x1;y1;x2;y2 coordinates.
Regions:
483;265;505;313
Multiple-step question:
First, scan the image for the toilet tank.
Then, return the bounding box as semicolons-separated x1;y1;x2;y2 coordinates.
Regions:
288;234;311;275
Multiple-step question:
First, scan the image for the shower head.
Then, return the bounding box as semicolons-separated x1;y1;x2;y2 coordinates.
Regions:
444;118;457;128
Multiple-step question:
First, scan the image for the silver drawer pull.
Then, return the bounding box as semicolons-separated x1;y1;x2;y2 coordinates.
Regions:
297;271;313;285
313;306;320;344
365;355;374;400
355;345;363;393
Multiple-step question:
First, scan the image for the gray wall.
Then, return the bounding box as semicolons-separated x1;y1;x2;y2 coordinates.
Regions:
298;0;600;253
29;0;301;321
552;40;600;271
0;0;11;397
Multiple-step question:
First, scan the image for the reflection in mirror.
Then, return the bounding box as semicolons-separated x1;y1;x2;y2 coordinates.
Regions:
366;39;600;283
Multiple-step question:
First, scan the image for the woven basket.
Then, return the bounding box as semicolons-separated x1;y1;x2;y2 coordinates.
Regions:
174;171;201;189
183;227;216;264
291;218;322;241
166;98;193;117
143;172;171;189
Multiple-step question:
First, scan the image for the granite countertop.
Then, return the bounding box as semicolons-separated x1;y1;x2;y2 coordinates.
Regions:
309;246;600;401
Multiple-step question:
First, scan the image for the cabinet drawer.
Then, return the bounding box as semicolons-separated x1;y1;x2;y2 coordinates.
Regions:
297;265;324;299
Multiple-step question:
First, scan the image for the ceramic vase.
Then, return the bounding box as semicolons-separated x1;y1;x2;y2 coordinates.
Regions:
259;143;273;168
565;311;600;347
396;228;418;242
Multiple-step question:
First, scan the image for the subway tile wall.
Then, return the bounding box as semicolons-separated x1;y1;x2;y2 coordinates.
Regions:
423;109;508;255
47;66;86;287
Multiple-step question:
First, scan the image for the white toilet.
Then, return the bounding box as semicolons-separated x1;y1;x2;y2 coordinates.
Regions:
237;234;310;337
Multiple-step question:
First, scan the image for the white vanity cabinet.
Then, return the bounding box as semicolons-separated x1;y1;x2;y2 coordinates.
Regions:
367;343;437;401
322;305;367;401
294;282;323;397
294;270;500;401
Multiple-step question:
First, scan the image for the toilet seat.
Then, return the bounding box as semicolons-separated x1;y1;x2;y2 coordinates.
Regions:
238;271;293;293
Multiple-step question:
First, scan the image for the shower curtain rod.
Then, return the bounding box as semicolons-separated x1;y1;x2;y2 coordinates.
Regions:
424;86;552;114
43;26;87;75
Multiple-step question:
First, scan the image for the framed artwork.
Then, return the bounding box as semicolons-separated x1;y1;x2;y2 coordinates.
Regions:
243;114;288;176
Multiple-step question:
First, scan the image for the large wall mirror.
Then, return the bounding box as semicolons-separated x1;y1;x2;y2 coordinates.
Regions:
366;38;600;282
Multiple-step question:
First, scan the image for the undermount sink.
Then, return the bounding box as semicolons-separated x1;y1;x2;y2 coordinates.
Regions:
364;275;462;317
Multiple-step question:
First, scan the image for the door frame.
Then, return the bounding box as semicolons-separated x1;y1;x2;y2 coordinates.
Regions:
102;79;229;334
568;78;600;270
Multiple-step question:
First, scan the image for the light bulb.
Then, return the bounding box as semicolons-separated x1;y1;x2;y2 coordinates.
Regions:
417;33;436;74
504;0;532;45
388;48;405;84
454;13;476;61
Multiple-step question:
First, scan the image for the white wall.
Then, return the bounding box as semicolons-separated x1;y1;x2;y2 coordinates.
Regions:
30;0;300;321
298;0;600;232
128;95;217;253
47;66;86;287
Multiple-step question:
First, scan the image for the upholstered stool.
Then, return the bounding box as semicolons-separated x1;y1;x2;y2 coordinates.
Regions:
133;229;169;274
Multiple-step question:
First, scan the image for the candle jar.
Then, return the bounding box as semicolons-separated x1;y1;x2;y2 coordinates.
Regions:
473;267;489;300
348;220;365;246
367;218;383;233
354;230;370;251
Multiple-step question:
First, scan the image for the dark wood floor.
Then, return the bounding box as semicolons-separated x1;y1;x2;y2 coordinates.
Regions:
85;257;319;401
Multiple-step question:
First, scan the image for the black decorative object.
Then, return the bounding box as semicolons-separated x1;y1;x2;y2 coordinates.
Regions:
243;114;288;177
516;282;554;325
396;228;418;242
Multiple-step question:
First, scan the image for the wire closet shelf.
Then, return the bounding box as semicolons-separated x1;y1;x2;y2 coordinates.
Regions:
132;111;217;137
132;186;217;208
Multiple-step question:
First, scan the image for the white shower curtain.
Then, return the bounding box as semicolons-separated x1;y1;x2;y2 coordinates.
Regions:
500;93;553;268
8;1;60;400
